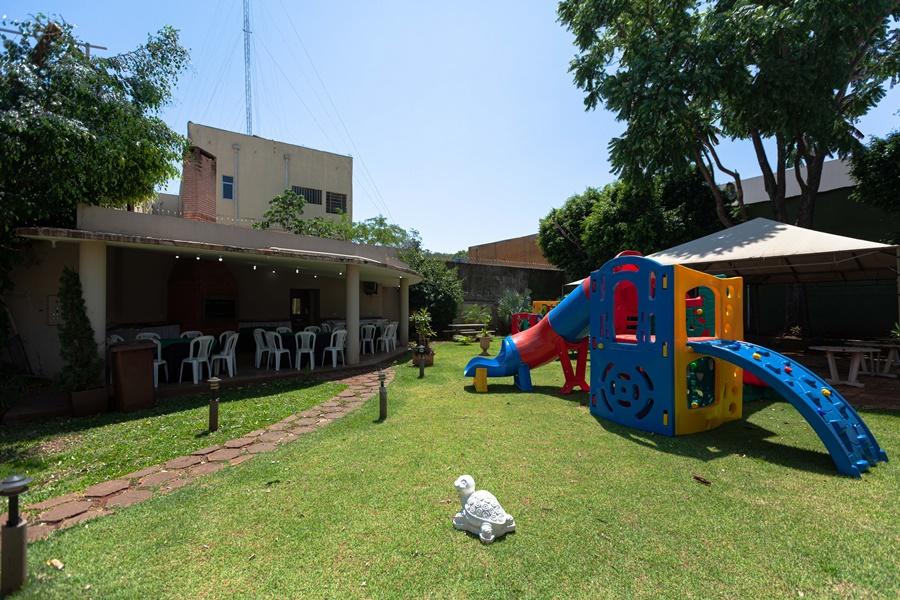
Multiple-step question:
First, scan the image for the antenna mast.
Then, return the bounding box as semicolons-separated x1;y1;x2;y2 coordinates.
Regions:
242;0;253;135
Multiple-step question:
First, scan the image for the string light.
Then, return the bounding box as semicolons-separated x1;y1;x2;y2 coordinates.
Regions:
295;268;299;274
218;257;223;262
175;255;180;259
252;265;257;270
195;256;200;261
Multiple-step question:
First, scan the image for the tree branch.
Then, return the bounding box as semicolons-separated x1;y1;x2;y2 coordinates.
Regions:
693;146;733;227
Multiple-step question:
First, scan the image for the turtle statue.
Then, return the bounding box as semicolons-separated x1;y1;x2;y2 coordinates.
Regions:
451;475;515;544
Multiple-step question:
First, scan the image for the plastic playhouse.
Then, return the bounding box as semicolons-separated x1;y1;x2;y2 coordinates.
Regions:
465;252;888;478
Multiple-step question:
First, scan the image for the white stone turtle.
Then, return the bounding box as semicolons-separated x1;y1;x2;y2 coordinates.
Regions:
451;475;515;544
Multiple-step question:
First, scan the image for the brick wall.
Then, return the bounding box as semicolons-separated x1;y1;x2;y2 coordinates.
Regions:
181;146;217;223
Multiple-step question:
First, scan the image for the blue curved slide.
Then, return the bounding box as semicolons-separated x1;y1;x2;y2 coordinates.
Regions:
690;339;888;478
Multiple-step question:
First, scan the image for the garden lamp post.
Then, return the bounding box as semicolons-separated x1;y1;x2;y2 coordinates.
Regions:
416;345;426;379
1;474;32;596
378;370;388;421
208;377;221;433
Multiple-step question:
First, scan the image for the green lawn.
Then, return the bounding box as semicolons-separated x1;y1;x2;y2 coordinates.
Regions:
13;342;900;598
0;378;344;504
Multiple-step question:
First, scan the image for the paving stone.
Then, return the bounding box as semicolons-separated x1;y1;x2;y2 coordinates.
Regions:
165;455;203;470
106;489;153;508
207;448;243;462
321;411;347;420
189;461;226;477
247;429;266;437
296;417;317;426
224;437;255;449
267;422;289;431
39;501;93;523
29;493;79;511
83;479;131;498
246;442;277;454
338;390;357;398
291;425;317;435
191;445;222;456
139;471;179;488
61;509;107;528
281;414;298;423
161;477;194;493
123;466;161;480
27;523;55;542
230;454;254;466
257;431;286;443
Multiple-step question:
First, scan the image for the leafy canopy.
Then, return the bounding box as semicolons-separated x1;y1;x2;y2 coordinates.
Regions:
558;0;900;227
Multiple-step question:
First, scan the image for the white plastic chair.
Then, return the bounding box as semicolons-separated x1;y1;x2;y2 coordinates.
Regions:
376;322;396;353
181;330;203;339
276;326;292;335
294;331;316;370
179;335;214;384
389;321;399;350
151;338;168;388
253;328;271;368
136;332;160;341
322;330;347;367
304;325;321;334
219;330;236;346
265;331;291;370
212;332;239;377
320;322;332;333
360;324;376;355
108;334;125;345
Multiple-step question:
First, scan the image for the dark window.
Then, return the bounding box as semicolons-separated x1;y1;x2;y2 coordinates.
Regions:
222;175;234;200
292;185;322;205
326;191;347;214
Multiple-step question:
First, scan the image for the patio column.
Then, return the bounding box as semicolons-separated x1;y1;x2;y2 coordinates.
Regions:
79;241;107;354
345;264;360;364
399;277;409;346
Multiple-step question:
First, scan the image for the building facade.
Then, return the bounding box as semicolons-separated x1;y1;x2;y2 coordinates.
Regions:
158;122;354;226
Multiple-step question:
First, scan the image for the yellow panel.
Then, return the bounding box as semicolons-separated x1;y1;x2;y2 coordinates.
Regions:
474;367;488;393
672;265;744;435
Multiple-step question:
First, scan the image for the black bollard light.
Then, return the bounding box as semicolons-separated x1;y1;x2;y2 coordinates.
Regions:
416;345;426;378
1;474;32;596
378;370;388;421
208;377;221;433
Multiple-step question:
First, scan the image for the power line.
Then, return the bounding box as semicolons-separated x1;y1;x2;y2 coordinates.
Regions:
274;0;394;220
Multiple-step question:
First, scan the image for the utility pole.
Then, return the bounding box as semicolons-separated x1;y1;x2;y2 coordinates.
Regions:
242;0;253;135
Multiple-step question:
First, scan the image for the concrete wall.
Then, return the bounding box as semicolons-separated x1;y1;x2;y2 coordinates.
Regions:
4;241;78;376
187;122;353;225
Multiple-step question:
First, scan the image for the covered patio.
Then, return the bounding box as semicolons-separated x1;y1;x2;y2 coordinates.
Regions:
11;205;420;390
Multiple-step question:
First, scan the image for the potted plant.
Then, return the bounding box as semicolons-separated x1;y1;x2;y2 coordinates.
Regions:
57;267;107;416
464;304;493;356
410;308;436;367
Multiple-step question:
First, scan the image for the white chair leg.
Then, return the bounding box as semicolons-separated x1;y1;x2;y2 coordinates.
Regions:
163;363;169;383
228;356;234;377
332;350;337;368
153;365;158;388
310;352;314;371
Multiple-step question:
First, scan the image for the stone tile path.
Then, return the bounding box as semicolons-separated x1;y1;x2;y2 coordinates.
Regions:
19;369;393;543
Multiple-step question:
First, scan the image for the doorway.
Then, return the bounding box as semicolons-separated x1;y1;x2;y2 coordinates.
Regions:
290;289;320;330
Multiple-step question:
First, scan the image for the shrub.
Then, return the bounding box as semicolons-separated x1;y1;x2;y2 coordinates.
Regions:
57;267;104;392
401;249;464;334
410;308;436;345
497;288;532;328
462;304;492;336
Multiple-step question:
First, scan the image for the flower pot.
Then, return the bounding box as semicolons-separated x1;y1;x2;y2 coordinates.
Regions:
478;335;492;356
70;387;108;417
412;347;435;367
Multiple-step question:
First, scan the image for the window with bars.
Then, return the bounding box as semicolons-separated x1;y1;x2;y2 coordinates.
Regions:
291;185;322;205
326;191;347;214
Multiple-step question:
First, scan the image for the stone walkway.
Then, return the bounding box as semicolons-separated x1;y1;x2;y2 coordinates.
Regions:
14;368;394;543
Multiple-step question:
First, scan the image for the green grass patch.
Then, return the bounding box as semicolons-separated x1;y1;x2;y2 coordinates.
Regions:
0;378;344;503
13;342;900;598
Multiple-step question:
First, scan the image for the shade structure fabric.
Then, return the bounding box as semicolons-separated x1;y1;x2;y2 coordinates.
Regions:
645;218;897;284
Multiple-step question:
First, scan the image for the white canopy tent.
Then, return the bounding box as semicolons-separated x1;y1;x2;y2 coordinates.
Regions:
565;218;899;318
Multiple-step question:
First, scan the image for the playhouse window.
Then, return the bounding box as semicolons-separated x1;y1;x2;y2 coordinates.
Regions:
686;357;716;409
613;280;639;344
685;286;716;339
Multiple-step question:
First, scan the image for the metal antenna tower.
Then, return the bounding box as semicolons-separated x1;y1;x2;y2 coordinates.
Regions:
242;0;253;135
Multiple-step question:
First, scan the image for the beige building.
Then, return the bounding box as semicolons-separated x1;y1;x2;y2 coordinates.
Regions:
467;234;559;270
157;122;353;226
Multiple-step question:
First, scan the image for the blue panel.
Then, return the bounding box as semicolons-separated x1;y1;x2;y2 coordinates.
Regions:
589;256;676;436
546;282;590;342
463;336;521;377
690;339;888;478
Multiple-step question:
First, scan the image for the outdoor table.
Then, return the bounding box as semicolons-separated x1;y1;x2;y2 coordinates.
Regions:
845;340;900;378
809;345;881;388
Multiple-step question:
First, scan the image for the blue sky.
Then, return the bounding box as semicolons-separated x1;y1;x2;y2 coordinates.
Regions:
4;1;899;252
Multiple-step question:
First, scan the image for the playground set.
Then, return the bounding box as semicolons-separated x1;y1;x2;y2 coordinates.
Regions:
465;252;888;478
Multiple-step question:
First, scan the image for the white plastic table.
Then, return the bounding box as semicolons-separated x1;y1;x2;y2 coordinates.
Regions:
809;346;881;388
845;340;900;378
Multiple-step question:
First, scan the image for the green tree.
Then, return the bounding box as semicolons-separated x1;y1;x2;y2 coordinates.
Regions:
558;0;900;228
57;267;103;391
354;215;421;249
400;249;465;334
1;16;188;337
850;131;900;209
538;169;718;277
253;189;355;240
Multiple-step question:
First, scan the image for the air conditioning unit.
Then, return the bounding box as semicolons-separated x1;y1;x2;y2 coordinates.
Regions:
363;281;379;295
